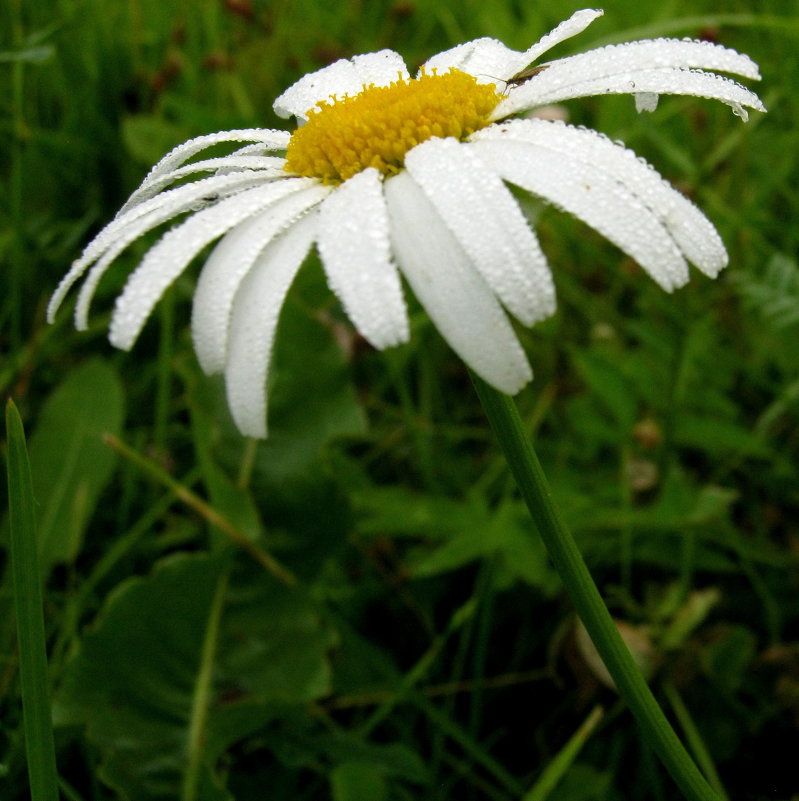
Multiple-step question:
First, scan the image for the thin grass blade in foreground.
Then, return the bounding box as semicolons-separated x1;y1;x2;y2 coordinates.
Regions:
5;399;59;801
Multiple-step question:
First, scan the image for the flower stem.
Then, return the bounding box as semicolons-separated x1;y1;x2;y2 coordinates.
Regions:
470;373;721;801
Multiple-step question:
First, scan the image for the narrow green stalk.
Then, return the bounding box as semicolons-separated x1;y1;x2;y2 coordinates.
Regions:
358;596;477;737
470;374;721;801
523;704;604;801
181;569;230;801
664;682;730;801
5;400;59;801
104;433;296;586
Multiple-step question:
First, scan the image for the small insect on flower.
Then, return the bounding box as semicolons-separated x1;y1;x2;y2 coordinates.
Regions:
507;63;551;87
49;8;765;438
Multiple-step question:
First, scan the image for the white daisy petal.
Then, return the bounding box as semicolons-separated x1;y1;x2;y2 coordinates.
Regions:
47;169;274;324
422;38;524;87
192;183;332;374
405;136;554;325
135;129;290;190
273;50;409;120
497;36;765;119
384;170;532;394
474;119;728;276
119;155;285;212
550;38;762;82
470;133;690;290
224;213;318;438
350;51;410;87
109;178;317;350
516;9;604;73
500;66;765;120
423;9;603;84
316;168;409;349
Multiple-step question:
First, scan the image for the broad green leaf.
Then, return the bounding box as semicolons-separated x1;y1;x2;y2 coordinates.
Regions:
702;626;757;692
353;487;489;540
257;719;427;785
552;764;620;801
121;114;191;167
411;500;559;594
189;399;263;545
27;358;124;573
673;414;769;457
571;348;638;433
55;553;336;801
331;762;388;801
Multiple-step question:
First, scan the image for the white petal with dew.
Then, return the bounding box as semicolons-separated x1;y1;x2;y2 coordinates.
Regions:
134;129;290;192
545;38;761;82
474;119;727;276
76;182;278;330
515;9;604;74
227;142;283;157
405;137;554;326
192;183;331;374
422;38;527;88
498;61;764;119
470;134;690;290
109;178;318;350
273;50;409;120
224;213;318;438
317;168;409;349
350;51;410;87
422;9;602;84
48;170;274;324
384;171;532;394
120;155;285;212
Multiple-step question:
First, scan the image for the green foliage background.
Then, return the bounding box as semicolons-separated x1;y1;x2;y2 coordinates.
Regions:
2;0;798;799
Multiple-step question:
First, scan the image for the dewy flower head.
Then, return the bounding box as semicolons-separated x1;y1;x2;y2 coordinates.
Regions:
48;9;765;437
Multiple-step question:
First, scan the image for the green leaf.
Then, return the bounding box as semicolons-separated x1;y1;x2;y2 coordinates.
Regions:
121;114;192;167
673;414;769;457
55;553;336;801
258;720;427;786
571;348;638;434
331;762;388;801
551;764;619;801
702;626;757;692
27;358;124;573
353;487;489;540
189;401;263;546
411;499;559;594
733;252;799;330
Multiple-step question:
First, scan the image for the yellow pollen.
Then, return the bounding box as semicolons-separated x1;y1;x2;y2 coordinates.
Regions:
284;69;503;183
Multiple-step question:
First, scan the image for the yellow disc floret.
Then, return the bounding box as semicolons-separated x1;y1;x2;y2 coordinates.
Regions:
284;69;503;183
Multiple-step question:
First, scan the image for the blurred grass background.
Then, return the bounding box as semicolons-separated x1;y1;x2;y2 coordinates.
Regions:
1;1;798;800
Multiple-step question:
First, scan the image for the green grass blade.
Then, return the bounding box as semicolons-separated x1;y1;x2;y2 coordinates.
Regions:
5;399;59;801
522;705;604;801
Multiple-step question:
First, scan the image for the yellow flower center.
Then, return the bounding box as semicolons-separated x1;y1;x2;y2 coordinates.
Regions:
284;69;503;184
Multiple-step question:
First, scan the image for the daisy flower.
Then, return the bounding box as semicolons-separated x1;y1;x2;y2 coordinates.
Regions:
48;8;764;437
